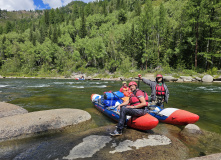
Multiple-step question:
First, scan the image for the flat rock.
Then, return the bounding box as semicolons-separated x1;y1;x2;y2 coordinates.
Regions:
176;78;184;82
202;75;213;82
214;75;221;81
180;76;193;82
163;76;178;82
0;102;28;118
195;77;202;81
0;109;91;142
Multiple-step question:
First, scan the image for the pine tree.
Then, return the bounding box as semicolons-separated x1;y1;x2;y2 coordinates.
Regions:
44;10;50;26
5;21;12;33
184;0;203;69
157;3;166;62
48;26;52;39
29;28;33;42
103;0;108;17
79;8;87;38
135;1;141;16
2;35;6;44
39;25;46;44
50;9;55;24
52;26;58;43
137;0;154;69
118;9;127;24
0;26;3;35
55;8;61;24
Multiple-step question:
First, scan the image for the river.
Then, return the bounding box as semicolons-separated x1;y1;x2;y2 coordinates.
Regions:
0;78;221;134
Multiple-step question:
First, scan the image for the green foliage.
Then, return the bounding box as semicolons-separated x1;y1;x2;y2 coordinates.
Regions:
0;0;220;77
207;67;218;75
118;9;127;24
181;69;198;76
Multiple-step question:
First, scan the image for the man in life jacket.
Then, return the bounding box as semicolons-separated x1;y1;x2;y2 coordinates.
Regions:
119;81;131;97
110;81;148;136
139;74;169;108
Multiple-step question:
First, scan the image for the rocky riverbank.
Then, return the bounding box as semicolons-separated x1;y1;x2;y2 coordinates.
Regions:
1;73;221;83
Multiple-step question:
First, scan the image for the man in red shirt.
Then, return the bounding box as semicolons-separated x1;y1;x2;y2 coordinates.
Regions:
110;81;148;136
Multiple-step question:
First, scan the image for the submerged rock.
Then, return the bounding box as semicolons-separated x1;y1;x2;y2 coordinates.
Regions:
0;109;91;142
181;124;202;135
0;102;28;118
187;153;221;160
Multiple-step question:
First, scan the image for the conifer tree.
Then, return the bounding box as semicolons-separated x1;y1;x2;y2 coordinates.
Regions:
44;10;50;26
50;9;55;24
52;26;58;43
0;26;3;35
135;1;141;16
5;21;12;33
79;8;87;38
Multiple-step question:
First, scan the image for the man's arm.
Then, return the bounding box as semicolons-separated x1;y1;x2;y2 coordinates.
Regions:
138;74;153;86
142;78;153;86
126;96;146;109
117;100;129;111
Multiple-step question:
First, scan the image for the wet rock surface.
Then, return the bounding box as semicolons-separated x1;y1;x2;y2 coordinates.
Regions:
0;102;28;118
0;109;91;142
1;123;221;160
0;125;188;160
187;153;221;160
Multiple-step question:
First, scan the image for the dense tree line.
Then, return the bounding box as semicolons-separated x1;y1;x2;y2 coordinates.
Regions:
0;0;220;77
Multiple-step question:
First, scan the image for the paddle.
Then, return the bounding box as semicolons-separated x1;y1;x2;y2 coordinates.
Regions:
138;74;141;88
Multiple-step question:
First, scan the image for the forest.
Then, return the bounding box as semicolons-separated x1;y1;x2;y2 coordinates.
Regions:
0;0;220;77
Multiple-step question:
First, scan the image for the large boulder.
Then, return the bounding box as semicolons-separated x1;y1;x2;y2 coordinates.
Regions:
0;102;28;118
202;75;213;82
0;109;91;142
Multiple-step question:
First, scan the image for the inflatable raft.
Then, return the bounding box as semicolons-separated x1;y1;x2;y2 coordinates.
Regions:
147;106;199;125
75;78;85;80
91;92;199;127
91;93;159;131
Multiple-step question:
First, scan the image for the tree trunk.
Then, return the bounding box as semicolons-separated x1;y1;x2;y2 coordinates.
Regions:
195;21;199;69
206;39;209;70
158;33;160;62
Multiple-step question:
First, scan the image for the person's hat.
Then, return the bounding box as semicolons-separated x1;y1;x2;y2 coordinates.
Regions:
156;74;163;78
122;81;127;84
128;81;137;87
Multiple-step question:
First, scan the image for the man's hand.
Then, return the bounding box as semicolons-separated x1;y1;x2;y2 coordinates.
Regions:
126;106;134;109
117;105;121;112
138;74;142;80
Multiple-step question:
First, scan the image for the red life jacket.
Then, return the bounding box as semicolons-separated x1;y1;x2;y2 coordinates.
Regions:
121;86;130;93
156;84;165;96
129;89;148;106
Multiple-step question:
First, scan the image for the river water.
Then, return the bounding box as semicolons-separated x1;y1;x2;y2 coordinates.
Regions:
0;78;221;134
